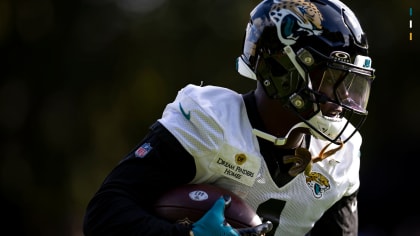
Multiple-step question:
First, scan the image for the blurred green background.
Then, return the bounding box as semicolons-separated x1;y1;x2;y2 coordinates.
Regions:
1;0;419;235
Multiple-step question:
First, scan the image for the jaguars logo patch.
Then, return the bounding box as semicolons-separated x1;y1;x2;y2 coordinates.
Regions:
305;171;330;198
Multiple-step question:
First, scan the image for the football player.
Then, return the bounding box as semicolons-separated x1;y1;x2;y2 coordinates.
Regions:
83;0;375;235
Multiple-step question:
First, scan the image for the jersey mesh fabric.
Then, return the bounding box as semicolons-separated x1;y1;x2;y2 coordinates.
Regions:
158;84;361;235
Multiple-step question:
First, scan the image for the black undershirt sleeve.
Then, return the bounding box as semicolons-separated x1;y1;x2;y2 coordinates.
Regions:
308;190;359;236
83;122;197;236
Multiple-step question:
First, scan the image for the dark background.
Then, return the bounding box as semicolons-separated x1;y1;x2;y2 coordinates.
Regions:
1;0;419;235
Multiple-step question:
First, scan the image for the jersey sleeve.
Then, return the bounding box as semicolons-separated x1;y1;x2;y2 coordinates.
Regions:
158;84;262;187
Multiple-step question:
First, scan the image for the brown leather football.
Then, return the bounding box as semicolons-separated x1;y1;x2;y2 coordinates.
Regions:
153;184;262;228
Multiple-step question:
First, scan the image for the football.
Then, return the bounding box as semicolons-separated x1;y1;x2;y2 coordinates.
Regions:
153;184;262;228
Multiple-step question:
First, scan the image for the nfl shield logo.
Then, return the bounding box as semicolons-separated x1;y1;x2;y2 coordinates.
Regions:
135;143;152;158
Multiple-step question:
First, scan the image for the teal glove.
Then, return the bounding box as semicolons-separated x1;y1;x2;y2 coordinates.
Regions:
191;195;239;236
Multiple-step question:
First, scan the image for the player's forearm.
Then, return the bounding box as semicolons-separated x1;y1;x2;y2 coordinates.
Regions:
83;191;192;236
83;122;197;235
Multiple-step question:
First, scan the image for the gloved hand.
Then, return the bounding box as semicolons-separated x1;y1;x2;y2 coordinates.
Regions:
191;195;239;236
191;195;273;236
236;221;273;236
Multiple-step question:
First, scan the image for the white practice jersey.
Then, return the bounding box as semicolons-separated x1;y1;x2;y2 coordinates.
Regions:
158;84;361;236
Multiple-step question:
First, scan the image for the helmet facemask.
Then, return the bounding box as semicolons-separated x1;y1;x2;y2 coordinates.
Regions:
287;46;375;144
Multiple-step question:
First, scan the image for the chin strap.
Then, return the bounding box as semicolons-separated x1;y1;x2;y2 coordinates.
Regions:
252;129;287;146
252;127;311;149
